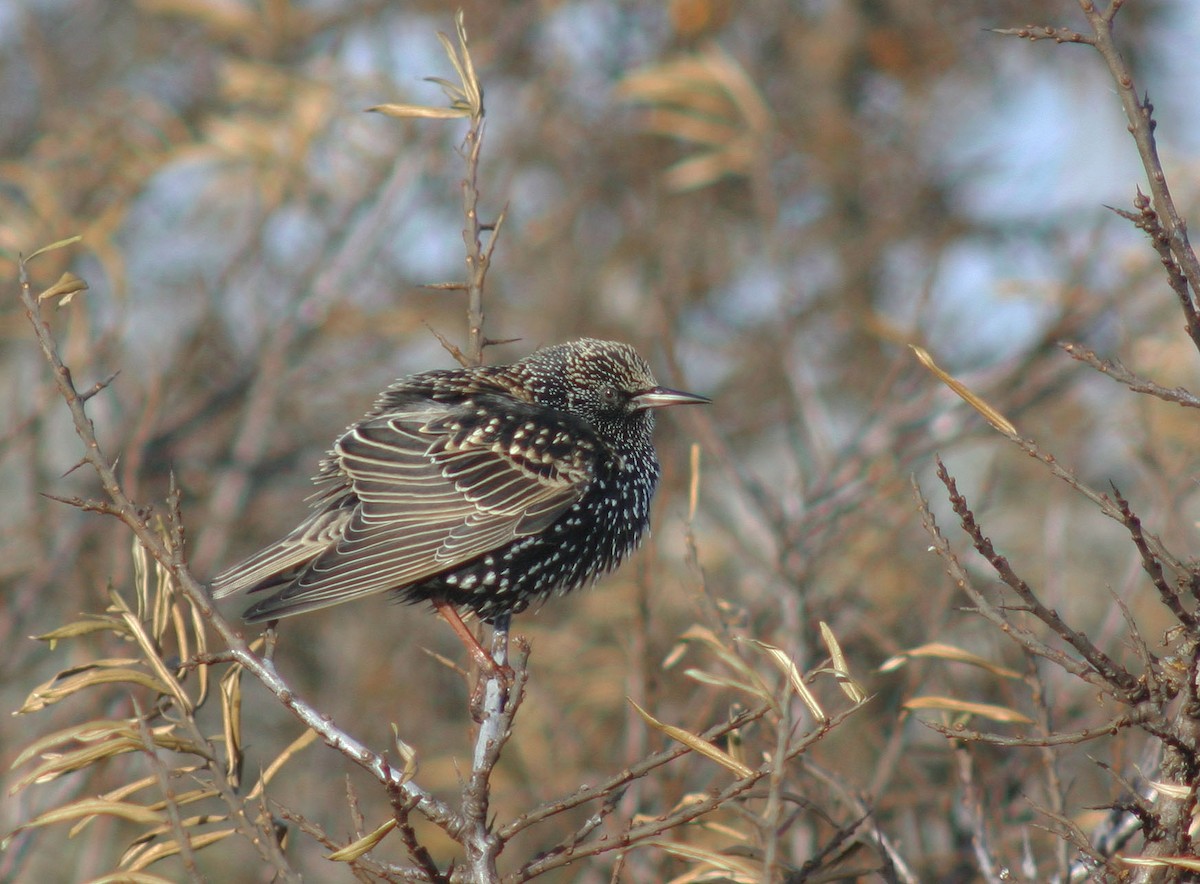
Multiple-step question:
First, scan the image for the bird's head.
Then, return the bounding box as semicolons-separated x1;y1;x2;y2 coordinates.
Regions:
523;339;709;446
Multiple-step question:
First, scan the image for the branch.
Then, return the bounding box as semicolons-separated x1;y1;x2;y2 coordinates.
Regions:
513;710;851;880
912;473;1112;689
921;709;1145;748
499;702;771;839
1076;2;1200;346
1059;342;1200;409
17;251;464;840
934;458;1144;701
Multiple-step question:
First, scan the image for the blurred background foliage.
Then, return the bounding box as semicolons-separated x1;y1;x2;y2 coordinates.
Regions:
2;0;1199;880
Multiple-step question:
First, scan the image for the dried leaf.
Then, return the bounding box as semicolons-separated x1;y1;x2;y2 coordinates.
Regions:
10;720;137;769
17;666;175;714
909;345;1017;436
367;103;470;120
905;695;1034;724
880;642;1023;679
9;744;125;792
37;272;88;305
25;235;83;262
646;838;759;882
15;797;165;831
664;150;743;192
741;638;825;721
1119;855;1200;871
328;819;398;862
111;592;193;714
687;443;701;521
1147;780;1191;799
391;725;419;785
32;617;123;647
12;727;199;791
220;664;243;786
683;667;770;701
818;621;867;703
247;728;319;799
629;699;754;778
88;872;176;884
123;828;237;871
677;626;774;705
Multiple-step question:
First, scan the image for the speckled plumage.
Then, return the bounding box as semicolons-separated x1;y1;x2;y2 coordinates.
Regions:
211;339;708;623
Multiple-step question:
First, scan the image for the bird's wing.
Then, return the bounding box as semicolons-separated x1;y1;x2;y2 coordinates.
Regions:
227;399;599;620
209;503;352;599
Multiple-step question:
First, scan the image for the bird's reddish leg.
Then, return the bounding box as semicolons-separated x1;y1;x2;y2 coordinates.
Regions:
433;600;511;678
433;600;513;720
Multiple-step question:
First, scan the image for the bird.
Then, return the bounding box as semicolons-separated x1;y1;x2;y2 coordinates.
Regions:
210;338;709;652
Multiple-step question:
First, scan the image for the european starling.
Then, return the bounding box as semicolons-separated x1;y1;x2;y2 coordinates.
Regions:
211;339;708;629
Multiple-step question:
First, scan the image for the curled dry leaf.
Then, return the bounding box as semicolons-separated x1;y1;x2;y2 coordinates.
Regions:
38;272;89;306
818;621;867;704
741;638;825;721
327;818;399;862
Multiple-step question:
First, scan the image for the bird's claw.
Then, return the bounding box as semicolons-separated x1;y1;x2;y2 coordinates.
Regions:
469;659;515;722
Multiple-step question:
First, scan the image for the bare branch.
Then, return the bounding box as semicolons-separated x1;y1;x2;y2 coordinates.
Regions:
1059;342;1200;409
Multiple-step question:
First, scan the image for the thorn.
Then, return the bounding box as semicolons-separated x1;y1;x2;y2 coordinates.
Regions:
423;322;469;367
61;456;90;479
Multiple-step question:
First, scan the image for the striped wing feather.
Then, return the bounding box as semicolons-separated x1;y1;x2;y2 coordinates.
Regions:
211;399;596;620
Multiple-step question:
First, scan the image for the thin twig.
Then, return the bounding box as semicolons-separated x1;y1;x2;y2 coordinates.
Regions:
935;459;1144;701
17;254;464;839
130;698;204;884
1059;342;1200;409
500;702;771;839
921;709;1144;748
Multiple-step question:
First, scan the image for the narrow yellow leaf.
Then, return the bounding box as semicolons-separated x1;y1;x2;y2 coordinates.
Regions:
644;838;759;881
89;873;176;884
1119;855;1200;871
628;699;754;778
679;626;775;704
247;729;319;799
115;601;193;714
880;643;1023;679
123;829;236;871
17;667;175;713
819;621;866;703
904;695;1034;724
10;720;135;769
1147;780;1190;799
17;797;165;830
367;103;469;119
32;619;119;647
683;667;768;700
328;819;398;862
741;638;825;721
909;345;1017;436
25;235;83;262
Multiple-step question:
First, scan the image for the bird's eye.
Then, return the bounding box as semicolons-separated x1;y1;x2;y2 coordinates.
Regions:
600;385;620;404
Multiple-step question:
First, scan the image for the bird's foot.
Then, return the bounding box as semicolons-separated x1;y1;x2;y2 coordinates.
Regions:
469;659;515;722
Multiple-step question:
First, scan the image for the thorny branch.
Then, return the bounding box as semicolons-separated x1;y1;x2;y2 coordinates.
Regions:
17;252;465;844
